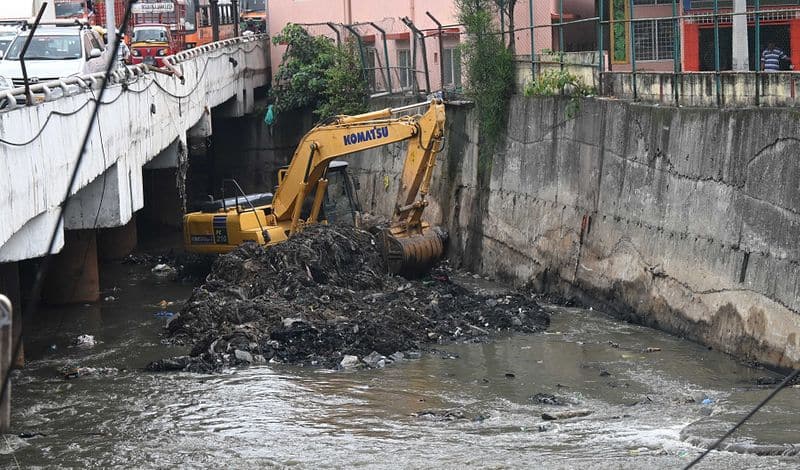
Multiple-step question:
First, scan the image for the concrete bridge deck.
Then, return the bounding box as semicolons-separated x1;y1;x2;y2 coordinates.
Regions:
0;34;270;263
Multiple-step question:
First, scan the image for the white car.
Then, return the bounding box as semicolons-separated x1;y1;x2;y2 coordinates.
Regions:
0;26;18;56
0;25;110;91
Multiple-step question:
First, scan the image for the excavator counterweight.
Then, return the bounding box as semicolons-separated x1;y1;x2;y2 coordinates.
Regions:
183;100;448;276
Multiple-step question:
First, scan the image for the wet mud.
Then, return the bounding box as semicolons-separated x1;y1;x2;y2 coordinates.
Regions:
147;225;549;372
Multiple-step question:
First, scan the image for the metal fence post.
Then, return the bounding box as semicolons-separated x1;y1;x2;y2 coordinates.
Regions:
713;0;721;106
630;0;637;100
598;0;604;90
426;12;446;91
343;24;370;90
370;22;393;94
755;0;761;104
559;0;565;70
325;22;341;47
529;0;536;77
402;17;431;93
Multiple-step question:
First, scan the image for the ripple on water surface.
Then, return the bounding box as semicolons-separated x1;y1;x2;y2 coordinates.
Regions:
4;264;800;469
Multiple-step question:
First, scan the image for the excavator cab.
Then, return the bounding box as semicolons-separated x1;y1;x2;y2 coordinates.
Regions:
277;160;362;226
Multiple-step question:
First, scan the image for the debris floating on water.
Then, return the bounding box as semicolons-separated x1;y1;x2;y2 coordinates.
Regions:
147;225;549;372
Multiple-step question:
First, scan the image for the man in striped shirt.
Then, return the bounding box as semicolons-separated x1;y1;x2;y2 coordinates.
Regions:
761;43;791;71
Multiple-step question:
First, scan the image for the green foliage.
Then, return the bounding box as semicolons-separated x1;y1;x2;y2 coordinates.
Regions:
524;69;595;118
269;24;367;120
315;39;368;120
456;0;514;171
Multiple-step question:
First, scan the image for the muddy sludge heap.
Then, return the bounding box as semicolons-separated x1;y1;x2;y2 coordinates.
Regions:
147;225;550;372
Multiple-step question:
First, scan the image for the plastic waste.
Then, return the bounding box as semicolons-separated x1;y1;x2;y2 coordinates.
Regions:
264;104;275;126
75;334;96;348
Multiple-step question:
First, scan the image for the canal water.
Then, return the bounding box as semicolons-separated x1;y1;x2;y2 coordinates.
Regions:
2;259;799;468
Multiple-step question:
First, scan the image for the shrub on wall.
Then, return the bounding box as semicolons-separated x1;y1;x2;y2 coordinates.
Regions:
456;0;514;170
270;24;367;120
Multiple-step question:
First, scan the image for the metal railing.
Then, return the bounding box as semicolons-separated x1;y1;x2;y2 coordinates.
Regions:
0;34;268;112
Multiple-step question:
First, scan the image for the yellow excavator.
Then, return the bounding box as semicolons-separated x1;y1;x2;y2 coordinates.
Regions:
183;100;447;276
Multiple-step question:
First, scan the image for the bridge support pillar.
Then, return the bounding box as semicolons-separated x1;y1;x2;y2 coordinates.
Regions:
42;230;99;305
98;216;138;261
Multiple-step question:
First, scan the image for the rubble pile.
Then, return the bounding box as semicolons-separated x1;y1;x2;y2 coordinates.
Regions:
147;225;549;372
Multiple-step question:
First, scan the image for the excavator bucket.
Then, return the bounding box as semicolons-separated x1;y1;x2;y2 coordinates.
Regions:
377;226;447;277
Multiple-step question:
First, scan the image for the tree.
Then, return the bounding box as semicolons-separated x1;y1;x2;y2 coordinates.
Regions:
269;24;367;120
493;0;519;55
456;0;514;167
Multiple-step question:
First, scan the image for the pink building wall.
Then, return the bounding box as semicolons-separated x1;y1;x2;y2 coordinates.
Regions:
268;1;613;91
268;0;462;92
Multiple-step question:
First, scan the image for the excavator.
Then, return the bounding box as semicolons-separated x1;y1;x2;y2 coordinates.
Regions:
183;100;448;276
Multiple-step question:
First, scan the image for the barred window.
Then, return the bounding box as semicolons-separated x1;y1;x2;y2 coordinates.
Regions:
398;49;412;89
656;19;675;60
633;19;676;61
442;47;461;88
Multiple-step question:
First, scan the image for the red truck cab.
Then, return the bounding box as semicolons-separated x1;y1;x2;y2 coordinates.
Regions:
130;24;176;67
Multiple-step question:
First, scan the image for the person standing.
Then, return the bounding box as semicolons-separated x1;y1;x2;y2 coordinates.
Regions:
761;42;791;71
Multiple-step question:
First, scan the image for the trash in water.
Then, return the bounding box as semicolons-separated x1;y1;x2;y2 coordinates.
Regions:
701;397;714;405
644;347;661;353
104;296;116;302
75;334;96;348
147;225;550;373
61;366;119;379
541;409;592;421
151;264;177;277
154;311;175;318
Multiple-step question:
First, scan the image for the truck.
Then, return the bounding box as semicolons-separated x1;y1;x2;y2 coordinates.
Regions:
0;0;57;22
183;101;448;277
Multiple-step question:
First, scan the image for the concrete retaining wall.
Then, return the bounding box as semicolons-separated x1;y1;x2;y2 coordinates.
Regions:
349;96;800;369
602;71;800;107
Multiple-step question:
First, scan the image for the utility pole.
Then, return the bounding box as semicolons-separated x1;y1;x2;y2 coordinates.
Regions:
106;0;116;45
210;0;220;42
731;0;749;70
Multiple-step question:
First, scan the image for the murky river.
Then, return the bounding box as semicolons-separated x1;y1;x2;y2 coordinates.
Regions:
2;260;799;469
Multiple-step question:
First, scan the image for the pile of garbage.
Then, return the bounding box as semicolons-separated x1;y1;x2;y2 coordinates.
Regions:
147;225;549;372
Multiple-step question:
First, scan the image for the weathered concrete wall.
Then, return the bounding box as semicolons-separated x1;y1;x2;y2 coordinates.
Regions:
349;95;800;369
602;71;800;107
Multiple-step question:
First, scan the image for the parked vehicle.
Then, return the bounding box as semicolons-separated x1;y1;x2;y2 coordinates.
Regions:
184;0;237;49
54;0;92;20
130;24;176;67
0;26;19;57
0;24;109;91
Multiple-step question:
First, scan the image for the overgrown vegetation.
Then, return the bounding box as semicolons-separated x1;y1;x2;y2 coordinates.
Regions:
269;24;368;120
524;69;595;117
456;0;515;170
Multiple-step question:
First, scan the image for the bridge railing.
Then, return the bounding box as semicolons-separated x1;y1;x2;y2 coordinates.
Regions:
0;34;268;112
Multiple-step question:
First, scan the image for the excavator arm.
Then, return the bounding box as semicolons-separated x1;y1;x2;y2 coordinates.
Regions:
183;100;448;276
271;100;446;237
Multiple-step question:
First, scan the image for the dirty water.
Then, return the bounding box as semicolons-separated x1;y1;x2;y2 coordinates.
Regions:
3;261;800;469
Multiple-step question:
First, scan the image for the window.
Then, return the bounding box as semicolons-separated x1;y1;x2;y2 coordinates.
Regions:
632;19;676;61
366;48;377;92
442;47;461;88
398;49;412;89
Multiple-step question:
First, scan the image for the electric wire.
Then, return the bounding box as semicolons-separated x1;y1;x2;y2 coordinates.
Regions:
684;367;800;469
0;85;125;147
0;0;137;409
0;41;260;146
